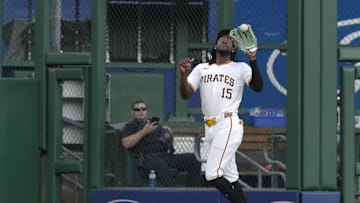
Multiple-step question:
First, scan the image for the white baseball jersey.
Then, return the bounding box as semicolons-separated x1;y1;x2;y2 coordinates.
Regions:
187;61;253;182
187;61;252;117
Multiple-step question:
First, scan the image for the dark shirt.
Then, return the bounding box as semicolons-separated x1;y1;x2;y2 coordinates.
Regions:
119;119;167;157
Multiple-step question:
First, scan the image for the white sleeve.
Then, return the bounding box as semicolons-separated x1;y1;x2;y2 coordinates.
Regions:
187;64;204;92
241;62;253;86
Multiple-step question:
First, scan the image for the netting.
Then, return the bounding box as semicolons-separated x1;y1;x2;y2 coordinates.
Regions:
107;0;209;63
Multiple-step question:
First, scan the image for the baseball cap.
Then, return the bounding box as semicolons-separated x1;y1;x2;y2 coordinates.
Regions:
216;29;231;42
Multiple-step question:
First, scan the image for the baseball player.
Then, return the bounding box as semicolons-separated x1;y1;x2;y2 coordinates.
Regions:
178;29;263;203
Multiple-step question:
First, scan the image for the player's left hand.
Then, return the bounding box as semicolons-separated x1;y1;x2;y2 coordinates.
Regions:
229;24;258;53
245;50;256;61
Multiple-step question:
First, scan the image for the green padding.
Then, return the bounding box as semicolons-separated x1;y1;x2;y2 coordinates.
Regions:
46;52;91;65
105;129;142;186
301;0;321;190
0;79;39;203
55;160;83;173
338;46;360;62
110;73;165;123
302;129;321;189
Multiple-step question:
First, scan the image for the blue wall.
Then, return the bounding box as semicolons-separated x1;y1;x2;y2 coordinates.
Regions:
91;189;301;203
234;0;360;109
91;189;340;203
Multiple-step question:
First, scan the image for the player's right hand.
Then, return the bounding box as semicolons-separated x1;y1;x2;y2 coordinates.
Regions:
178;57;195;76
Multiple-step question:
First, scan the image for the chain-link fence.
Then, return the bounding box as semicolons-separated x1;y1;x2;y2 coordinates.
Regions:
1;0;35;77
61;79;85;202
107;0;209;64
1;0;92;77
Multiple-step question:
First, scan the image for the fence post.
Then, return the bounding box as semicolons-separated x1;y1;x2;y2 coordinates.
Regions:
340;66;356;203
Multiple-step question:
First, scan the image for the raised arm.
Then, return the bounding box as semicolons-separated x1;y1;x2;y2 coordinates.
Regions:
178;57;195;99
246;51;263;92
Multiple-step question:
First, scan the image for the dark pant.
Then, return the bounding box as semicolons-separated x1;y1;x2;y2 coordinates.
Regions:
144;153;202;187
209;177;247;203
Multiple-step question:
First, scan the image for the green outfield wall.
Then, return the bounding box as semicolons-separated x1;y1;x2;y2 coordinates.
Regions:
0;79;39;203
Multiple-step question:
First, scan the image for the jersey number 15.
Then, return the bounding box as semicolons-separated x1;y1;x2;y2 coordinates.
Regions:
221;88;232;99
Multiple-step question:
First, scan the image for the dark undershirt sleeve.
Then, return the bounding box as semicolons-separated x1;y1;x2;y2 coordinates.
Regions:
249;60;263;92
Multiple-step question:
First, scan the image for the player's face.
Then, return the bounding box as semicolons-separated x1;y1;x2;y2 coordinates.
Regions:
131;102;147;121
215;35;235;54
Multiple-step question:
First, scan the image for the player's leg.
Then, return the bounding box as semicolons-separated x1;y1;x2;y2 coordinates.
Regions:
205;116;243;181
216;147;246;203
205;117;245;202
209;177;245;203
232;181;247;203
223;155;247;203
204;128;240;202
226;118;247;203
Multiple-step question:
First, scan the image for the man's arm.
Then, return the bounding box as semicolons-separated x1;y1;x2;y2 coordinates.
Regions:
178;57;195;99
246;51;263;92
121;123;157;149
179;74;194;99
249;60;263;92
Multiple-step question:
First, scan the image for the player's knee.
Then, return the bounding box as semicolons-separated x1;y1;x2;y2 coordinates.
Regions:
205;169;224;181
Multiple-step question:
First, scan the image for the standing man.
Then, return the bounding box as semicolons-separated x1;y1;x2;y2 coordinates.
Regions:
178;29;263;203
